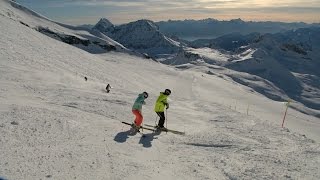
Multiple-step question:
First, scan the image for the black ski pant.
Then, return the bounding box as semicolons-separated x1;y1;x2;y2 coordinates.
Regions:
156;112;165;127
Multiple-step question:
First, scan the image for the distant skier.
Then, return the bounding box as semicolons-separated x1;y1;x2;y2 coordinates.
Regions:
132;92;149;131
154;89;171;130
106;84;111;93
84;76;87;81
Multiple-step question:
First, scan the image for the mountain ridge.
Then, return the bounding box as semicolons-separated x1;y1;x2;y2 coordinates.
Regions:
93;18;181;57
156;18;320;40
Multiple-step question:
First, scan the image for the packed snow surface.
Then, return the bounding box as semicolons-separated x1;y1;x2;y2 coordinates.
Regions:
0;0;319;179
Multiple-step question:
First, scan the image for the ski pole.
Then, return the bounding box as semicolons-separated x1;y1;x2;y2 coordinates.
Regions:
166;109;168;134
155;114;158;126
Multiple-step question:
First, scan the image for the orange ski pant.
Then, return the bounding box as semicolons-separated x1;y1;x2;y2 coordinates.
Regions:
132;110;143;126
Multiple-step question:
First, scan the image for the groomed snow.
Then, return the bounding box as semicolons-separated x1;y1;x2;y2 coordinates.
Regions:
186;47;230;63
1;1;320;179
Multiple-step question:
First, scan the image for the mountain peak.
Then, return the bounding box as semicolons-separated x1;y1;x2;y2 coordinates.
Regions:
230;18;245;23
128;19;159;30
94;18;179;56
98;18;113;26
94;18;114;32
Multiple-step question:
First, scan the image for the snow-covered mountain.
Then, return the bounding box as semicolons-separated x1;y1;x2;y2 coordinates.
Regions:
1;0;320;179
93;18;114;32
190;32;261;51
167;27;320;114
8;0;315;114
228;28;320;111
0;0;127;54
156;18;320;41
93;19;181;57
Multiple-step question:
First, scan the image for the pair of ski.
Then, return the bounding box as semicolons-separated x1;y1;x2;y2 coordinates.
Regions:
122;121;185;135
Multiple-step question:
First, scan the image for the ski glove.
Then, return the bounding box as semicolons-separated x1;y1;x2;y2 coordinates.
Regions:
166;104;169;109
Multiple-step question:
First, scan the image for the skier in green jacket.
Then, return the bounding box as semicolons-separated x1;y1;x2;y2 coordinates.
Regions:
154;89;171;129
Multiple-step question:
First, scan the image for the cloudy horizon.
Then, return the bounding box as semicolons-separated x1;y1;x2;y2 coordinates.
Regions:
15;0;320;25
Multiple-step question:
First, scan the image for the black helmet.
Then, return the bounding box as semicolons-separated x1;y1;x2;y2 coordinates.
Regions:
164;89;171;95
143;91;148;98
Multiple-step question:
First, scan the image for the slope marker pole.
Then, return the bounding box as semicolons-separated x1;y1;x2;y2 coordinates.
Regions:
281;100;291;128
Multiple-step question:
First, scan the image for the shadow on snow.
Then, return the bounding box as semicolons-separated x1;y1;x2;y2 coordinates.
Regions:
114;129;161;148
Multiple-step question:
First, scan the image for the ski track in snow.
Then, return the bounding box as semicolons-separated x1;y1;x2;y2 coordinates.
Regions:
0;2;320;180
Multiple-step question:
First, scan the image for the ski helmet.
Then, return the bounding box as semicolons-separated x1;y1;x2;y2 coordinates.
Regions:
164;89;171;95
143;91;148;98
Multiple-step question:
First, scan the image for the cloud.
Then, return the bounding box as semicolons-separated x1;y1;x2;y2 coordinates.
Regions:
60;0;243;9
57;0;320;16
19;0;320;11
15;0;320;24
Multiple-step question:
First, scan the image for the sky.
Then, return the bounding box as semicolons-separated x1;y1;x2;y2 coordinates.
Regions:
15;0;320;25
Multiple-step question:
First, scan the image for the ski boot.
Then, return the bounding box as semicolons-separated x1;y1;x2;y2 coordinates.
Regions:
131;123;141;132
